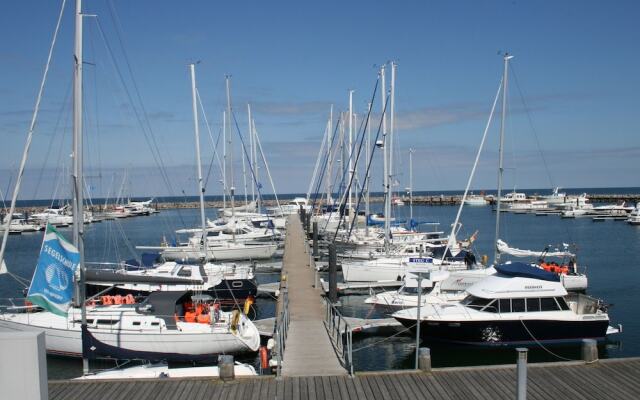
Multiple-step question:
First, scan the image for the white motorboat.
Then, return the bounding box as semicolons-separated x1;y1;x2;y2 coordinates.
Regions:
30;206;73;226
464;195;488;206
538;187;568;205
506;200;548;211
266;197;310;217
76;361;257;380
627;202;640;225
2;213;43;233
0;291;260;360
499;192;527;203
365;269;491;312
392;262;620;346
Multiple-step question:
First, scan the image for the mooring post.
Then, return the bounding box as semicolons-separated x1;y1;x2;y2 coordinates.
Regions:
581;338;598;362
418;347;431;372
218;354;235;380
516;347;528;400
312;221;319;258
328;243;338;303
305;212;311;236
0;332;48;400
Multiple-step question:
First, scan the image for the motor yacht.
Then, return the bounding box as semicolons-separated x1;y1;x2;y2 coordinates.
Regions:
392;262;620;346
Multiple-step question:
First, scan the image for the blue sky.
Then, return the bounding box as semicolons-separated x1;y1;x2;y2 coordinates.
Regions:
1;1;639;199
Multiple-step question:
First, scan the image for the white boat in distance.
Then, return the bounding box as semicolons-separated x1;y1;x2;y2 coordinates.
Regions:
30;206;73;226
140;240;278;262
627;202;640;225
464;195;488;206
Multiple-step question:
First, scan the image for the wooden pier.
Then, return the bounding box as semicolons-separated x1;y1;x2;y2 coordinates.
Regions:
48;357;640;399
277;214;347;377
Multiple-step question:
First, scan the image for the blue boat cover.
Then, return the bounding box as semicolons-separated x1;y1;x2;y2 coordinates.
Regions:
495;262;560;282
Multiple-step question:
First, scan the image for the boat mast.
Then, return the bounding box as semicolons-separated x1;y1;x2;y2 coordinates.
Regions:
381;64;390;253
252;118;260;211
409;148;413;223
348;90;354;224
72;0;89;376
389;61;396;208
189;64;207;253
365;102;371;236
225;76;236;242
494;53;512;264
222;110;227;209
248;104;254;205
326;105;333;207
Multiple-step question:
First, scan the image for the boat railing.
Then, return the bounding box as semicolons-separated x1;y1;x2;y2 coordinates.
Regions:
323;298;354;376
273;286;290;378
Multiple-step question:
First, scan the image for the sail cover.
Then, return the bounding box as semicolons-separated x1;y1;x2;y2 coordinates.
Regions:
27;224;80;316
496;239;574;258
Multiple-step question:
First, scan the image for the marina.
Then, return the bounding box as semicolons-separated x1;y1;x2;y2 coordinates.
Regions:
1;1;639;399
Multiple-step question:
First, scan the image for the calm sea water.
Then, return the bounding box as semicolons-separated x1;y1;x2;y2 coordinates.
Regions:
1;203;638;378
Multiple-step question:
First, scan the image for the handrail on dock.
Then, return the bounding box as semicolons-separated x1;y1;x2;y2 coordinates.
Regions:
323;298;354;376
274;286;290;378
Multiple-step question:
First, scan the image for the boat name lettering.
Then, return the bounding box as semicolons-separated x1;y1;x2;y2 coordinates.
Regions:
409;258;433;263
524;285;543;289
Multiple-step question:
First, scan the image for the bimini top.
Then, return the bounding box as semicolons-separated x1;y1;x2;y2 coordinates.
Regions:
495;262;560;282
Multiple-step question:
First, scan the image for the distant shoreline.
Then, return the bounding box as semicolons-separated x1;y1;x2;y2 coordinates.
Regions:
4;192;639;215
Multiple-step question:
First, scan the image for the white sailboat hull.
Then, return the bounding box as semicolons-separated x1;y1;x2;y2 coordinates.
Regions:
0;309;259;360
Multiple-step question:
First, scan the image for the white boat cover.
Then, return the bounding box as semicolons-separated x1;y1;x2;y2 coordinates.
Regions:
496;239;574;258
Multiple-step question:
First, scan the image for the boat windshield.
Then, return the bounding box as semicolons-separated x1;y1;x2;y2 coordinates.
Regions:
399;285;432;295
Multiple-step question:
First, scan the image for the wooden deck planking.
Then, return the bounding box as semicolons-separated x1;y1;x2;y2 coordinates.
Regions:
278;214;347;377
49;358;640;400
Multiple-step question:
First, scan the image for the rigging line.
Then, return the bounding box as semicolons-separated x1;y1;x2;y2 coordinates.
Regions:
0;0;67;285
93;16;178;206
32;74;73;200
347;89;388;240
311;114;342;211
510;65;555;189
317;114;347;231
307;121;329;201
195;89;224;192
230;111;265;207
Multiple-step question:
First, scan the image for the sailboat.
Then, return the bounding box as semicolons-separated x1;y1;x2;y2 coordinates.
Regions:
0;3;259;364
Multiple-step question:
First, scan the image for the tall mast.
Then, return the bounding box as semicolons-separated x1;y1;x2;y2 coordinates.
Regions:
494;53;512;263
381;64;390;252
389;61;396;208
248;104;254;204
365;102;371;236
222;110;227;209
225;76;236;242
326;105;333;206
72;0;88;376
409;148;413;223
189;64;207;251
252;118;260;210
348;90;354;220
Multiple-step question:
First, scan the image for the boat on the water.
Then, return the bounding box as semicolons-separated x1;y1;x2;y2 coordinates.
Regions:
0;290;260;360
75;361;257;380
392;262;620;346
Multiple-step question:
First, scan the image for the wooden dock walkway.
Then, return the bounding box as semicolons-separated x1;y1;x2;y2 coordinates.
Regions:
279;214;347;377
49;357;640;399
